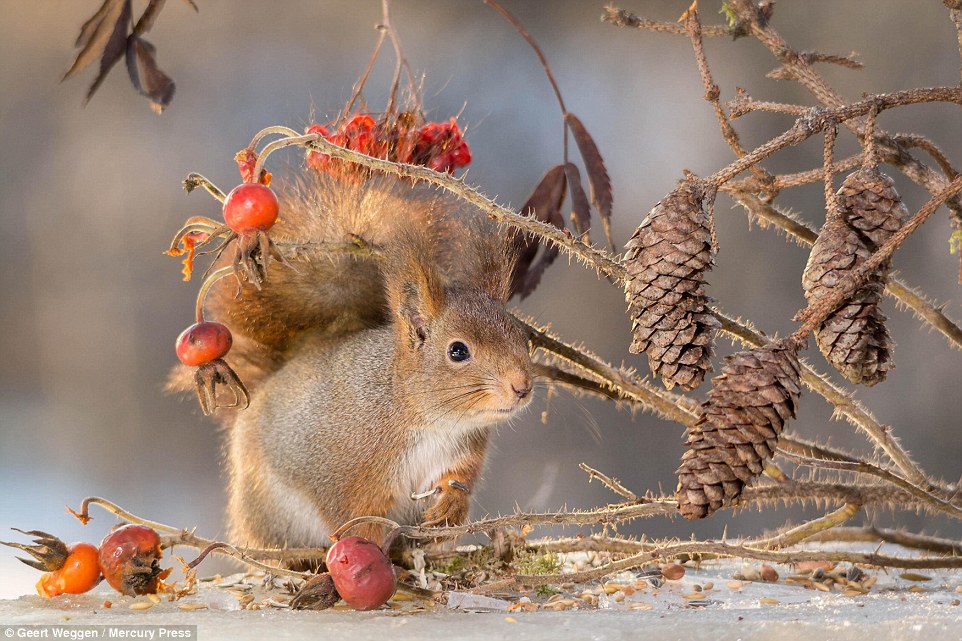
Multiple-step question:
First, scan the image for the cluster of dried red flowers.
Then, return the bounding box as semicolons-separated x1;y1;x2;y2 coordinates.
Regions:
306;113;471;175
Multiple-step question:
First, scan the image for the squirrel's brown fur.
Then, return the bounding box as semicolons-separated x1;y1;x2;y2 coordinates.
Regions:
172;172;533;556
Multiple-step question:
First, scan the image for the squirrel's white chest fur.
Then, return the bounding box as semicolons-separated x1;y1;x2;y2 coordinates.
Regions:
387;422;485;524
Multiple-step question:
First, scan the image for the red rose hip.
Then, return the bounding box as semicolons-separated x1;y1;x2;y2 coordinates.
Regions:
223;183;279;233
98;525;165;596
326;536;396;610
176;321;232;366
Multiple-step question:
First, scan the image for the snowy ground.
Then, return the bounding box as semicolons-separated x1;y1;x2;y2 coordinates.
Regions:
2;551;961;641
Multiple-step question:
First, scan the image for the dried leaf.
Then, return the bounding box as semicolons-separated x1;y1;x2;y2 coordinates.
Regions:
511;164;567;299
564;163;591;239
63;0;129;80
126;37;175;113
132;0;170;35
78;0;133;105
565;112;614;247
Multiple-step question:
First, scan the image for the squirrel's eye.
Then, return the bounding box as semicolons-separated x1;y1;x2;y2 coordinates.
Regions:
447;341;471;363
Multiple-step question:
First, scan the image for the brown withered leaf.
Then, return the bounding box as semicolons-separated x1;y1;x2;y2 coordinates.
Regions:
511;164;567;299
63;0;129;80
565;112;614;248
126;37;175;114
564;162;592;239
64;0;132;105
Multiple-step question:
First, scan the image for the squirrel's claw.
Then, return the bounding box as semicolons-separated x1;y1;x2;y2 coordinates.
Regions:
419;479;471;528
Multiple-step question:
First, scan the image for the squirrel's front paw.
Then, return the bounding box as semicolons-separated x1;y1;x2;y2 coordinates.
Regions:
419;478;471;527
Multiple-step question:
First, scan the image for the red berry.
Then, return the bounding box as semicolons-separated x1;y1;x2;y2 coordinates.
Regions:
223;183;278;233
36;543;101;598
98;525;166;596
176;321;232;366
326;536;396;611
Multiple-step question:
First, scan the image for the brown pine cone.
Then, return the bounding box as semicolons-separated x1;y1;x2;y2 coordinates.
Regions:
624;182;718;391
803;168;905;386
676;340;802;519
837;166;908;248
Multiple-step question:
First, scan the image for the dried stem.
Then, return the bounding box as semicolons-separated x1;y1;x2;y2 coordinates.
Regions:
195;266;234;324
807;526;962;556
475;539;962;594
684;4;768;185
753;503;861;550
602;6;732;37
579;462;639;502
822;121;840;219
182;173;226;202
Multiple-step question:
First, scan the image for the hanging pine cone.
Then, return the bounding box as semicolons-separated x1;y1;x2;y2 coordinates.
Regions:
837;166;908;248
676;339;802;519
624;182;718;391
802;167;906;386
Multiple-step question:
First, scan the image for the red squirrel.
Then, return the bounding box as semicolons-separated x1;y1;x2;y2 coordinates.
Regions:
174;172;534;552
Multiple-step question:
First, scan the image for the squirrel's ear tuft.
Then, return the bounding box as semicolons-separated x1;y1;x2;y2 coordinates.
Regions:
465;219;517;304
386;231;447;345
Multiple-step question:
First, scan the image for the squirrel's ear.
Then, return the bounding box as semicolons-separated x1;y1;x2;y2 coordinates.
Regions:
387;234;447;345
465;219;517;304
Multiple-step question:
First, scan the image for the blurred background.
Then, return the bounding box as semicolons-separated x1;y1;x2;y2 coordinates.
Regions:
1;1;960;598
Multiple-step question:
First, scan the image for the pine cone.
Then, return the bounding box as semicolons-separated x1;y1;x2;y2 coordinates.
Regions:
624;183;718;391
802;168;905;386
837;166;908;248
676;340;801;519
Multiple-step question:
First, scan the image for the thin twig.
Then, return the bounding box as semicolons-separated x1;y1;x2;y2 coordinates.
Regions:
579;463;639;502
602;6;732;37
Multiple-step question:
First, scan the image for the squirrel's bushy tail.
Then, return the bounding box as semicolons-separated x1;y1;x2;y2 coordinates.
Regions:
169;172;511;399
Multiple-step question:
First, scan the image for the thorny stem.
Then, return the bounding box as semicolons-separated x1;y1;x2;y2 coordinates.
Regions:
822;121;841;220
244;127;955;502
247;126;300;153
184;542;306;579
684;3;768;185
602;6;732;37
705;87;962;187
483;0;569;161
474;540;962;594
71;486;956;593
579;462;640;502
753;503;861;550
249;132;623;279
807;526;962;556
521;315;700;423
778;449;962;519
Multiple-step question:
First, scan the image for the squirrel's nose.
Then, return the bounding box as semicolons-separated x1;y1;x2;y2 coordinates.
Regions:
511;379;533;400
